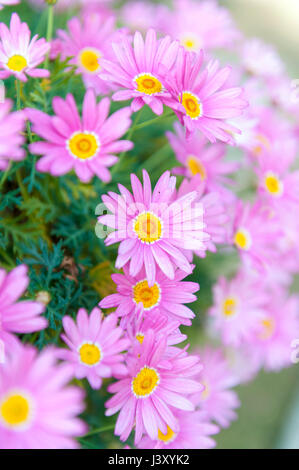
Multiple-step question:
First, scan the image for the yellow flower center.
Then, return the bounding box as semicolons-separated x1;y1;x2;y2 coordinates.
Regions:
67;131;100;160
132;366;160;398
181;91;203;119
222;297;237;318
264;172;284;197
259;317;276;340
136;333;145;345
252;133;270;156
7;54;28;72
201;380;210;400
79;48;101;73
133;280;161;310
158;425;176;443
187;155;206;180
134;73;163;95
234;229;252;251
133;211;162;244
179;33;201;52
79;342;101;366
0;393;32;429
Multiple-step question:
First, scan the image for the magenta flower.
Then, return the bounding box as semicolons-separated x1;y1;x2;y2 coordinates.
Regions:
59;308;129;389
26;89;133;183
138;410;218;449
167;122;238;195
0;99;25;171
99;264;199;327
160;0;240;52
98;169;209;286
192;348;240;428
0;343;86;449
57;13;126;95
0;265;47;353
0;13;50;82
100;28;179;115
105;330;202;443
165;47;247;142
209;271;270;347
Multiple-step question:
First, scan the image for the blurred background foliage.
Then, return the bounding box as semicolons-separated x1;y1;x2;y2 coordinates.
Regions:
0;0;298;449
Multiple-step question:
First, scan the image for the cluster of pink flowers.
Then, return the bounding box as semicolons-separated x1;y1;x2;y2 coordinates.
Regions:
0;0;298;450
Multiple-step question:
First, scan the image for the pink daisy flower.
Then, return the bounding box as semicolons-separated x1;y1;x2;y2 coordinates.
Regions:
192;348;240;428
120;1;168;34
254;139;299;212
160;0;240;52
105;330;202;444
230;200;282;272
26;88;133;183
0;265;47;354
0;343;86;449
138;410;219;449
98;169;209;286
100;28;179;115
165;47;247;142
0;13;50;82
0;0;19;9
99;264;199;327
57;13;126;95
241;39;285;79
208;271;270;347
167;122;238;195
244;288;299;372
0;99;25;171
59;308;129;389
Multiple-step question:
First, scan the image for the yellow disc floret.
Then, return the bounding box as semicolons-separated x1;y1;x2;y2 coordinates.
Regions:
264;172;284;197
132;366;160;398
133;280;161;310
134;73;163;95
133;211;162;244
158;425;176;443
0;392;32;429
258;317;276;340
234;229;252;251
79;48;101;73
79;342;101;366
7;54;28;72
181;91;203;119
187;156;206;180
67;131;100;160
222;297;237;318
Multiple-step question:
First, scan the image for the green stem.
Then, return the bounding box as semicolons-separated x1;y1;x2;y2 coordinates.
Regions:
15;80;21;110
81;424;116;438
0;163;11;190
133;110;174;131
44;5;54;70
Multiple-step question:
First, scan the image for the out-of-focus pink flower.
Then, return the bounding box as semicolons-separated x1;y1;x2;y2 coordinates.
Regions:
120;1;168;34
165;48;247;142
100;28;179;115
99;264;199;327
160;0;240;52
0;99;25;171
26;88;133;183
105;329;202;444
57;13;127;95
241;38;284;79
0;343;86;449
0;13;50;82
192;348;240;428
0;265;47;353
59;308;129;389
138;410;219;449
209;271;270;347
98;169;209;286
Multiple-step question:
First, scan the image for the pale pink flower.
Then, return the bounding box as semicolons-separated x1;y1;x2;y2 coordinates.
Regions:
0;99;25;171
241;39;285;79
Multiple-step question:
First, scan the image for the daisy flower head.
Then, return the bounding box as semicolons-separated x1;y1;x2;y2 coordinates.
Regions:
209;270;270;347
100;28;179;115
97;169;209;286
165;47;248;142
57;12;127;95
160;0;240;52
241;38;285;79
59;308;129;389
0;343;86;449
192;347;240;428
0;99;25;171
105;329;202;444
0;265;47;354
0;13;50;82
138;409;219;449
99;264;199;327
167;122;238;195
26;88;133;183
244;287;299;372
